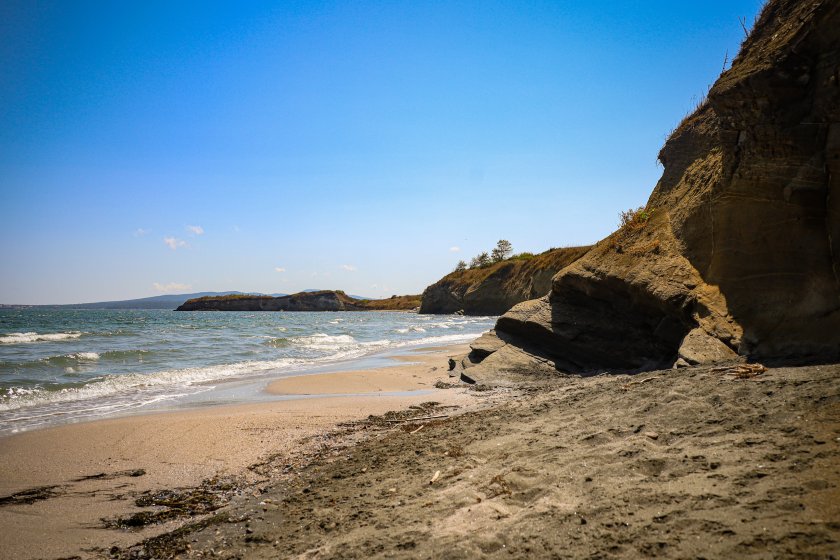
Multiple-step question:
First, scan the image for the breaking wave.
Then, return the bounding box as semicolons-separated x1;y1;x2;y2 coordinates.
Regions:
0;331;84;344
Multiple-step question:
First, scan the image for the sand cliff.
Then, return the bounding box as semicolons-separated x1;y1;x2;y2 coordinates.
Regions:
465;0;840;379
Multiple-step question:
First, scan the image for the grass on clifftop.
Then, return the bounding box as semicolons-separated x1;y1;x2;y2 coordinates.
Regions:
441;245;591;285
189;294;273;302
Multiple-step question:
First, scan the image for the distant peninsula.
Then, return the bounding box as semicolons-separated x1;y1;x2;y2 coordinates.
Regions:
0;292;286;310
176;290;421;312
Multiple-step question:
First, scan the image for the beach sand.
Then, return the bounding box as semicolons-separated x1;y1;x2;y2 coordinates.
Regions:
3;348;839;559
127;362;839;559
0;344;473;560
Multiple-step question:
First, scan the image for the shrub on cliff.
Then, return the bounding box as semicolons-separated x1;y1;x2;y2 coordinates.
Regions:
491;239;513;263
470;252;491;268
618;207;652;231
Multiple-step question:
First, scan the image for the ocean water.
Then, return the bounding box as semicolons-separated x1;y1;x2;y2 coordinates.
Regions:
0;309;495;435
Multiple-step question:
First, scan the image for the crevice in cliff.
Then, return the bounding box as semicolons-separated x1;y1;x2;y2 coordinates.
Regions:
825;122;840;298
826;174;840;296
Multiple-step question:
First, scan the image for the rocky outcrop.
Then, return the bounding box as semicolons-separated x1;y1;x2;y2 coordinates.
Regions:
420;246;591;315
471;0;840;378
176;291;421;312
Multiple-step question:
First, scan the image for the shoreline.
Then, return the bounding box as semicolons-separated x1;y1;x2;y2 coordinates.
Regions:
0;327;489;436
0;343;479;560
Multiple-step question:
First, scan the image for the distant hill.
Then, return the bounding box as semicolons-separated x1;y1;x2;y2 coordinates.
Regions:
176;290;421;312
5;292;288;310
301;289;372;300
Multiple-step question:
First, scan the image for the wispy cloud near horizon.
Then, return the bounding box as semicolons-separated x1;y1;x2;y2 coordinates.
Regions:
186;225;204;235
163;237;187;250
153;281;192;293
449;246;460;252
340;264;357;272
134;228;150;237
275;267;286;272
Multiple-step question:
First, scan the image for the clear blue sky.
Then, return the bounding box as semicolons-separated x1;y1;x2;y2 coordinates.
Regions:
1;0;763;304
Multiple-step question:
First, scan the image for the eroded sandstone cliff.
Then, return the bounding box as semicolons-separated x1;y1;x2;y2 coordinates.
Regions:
420;246;591;316
467;0;840;379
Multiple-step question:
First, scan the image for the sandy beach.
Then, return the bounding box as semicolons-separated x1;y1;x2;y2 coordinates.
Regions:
127;361;840;559
2;344;839;559
0;344;475;560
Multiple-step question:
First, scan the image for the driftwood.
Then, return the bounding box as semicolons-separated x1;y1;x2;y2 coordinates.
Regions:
711;363;767;379
386;414;449;424
621;376;662;390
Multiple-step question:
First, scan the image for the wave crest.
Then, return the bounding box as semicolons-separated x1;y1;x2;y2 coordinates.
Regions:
0;332;83;344
293;333;356;348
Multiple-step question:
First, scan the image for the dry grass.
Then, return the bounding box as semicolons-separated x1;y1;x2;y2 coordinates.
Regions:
618;206;653;231
440;245;591;287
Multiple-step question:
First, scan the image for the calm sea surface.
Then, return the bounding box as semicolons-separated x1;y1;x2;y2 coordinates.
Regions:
0;309;494;435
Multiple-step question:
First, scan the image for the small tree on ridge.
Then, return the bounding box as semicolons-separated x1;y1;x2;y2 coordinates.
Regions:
491;239;513;263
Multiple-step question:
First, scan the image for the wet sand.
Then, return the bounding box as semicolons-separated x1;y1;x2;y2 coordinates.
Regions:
0;344;473;560
265;347;456;395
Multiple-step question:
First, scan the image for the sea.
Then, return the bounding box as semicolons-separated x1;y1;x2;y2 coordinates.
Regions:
0;309;495;435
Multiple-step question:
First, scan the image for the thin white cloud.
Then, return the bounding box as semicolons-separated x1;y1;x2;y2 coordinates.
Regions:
134;228;150;237
449;246;461;252
340;264;357;272
163;237;187;250
186;225;204;236
153;282;192;293
275;267;286;273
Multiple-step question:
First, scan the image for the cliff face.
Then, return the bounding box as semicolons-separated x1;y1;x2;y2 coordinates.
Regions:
471;0;840;378
420;246;591;315
176;291;421;312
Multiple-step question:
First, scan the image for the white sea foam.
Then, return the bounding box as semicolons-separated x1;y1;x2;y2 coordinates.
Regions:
293;333;357;348
0;356;303;413
0;331;83;344
69;352;100;361
391;332;479;348
395;326;426;334
424;320;464;329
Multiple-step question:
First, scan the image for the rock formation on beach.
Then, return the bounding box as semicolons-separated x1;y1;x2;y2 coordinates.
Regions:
463;0;840;379
175;290;421;312
420;246;591;316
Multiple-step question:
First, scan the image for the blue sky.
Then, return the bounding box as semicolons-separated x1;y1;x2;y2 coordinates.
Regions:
1;0;764;304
